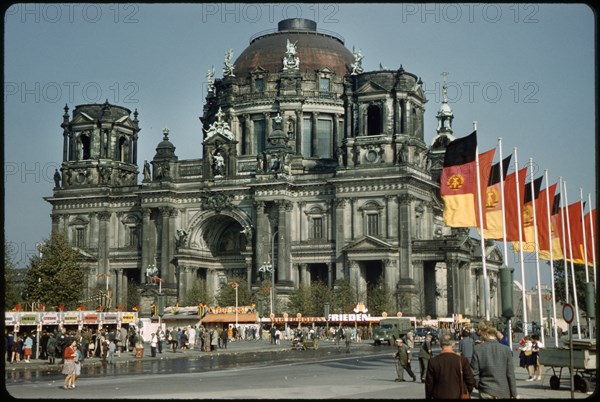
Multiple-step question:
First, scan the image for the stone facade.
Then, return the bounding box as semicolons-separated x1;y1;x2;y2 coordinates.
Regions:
45;19;503;318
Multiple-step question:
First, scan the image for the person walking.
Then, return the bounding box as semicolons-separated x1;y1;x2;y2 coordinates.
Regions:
22;333;33;363
72;344;83;388
157;327;165;353
458;329;475;363
107;339;116;364
150;333;158;357
425;334;475;399
47;332;58;364
221;326;229;349
531;334;544;381
518;335;535;381
61;340;77;389
418;333;433;382
393;338;416;382
471;321;518;399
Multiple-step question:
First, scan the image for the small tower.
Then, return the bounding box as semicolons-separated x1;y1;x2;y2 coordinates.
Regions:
151;128;178;182
429;72;457;182
58;100;140;189
436;72;454;135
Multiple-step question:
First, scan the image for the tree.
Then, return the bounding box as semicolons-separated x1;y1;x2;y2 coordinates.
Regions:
4;240;22;309
182;278;211;306
551;260;590;315
367;278;394;315
331;279;356;313
215;277;253;307
23;232;85;310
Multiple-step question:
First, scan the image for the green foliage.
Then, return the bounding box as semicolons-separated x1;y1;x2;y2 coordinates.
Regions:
4;241;22;308
23;232;85;310
287;281;331;316
367;278;394;315
551;259;590;314
331;279;356;313
215;277;254;307
182;278;211;306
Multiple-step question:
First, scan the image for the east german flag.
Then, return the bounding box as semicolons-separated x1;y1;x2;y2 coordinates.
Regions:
539;192;564;260
534;183;558;256
583;209;596;265
482;155;511;239
502;167;528;241
440;131;496;227
562;201;586;263
512;176;543;252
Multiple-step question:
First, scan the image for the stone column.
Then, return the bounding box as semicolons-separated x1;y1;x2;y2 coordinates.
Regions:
334;198;347;281
168;208;178;284
397;195;413;279
276;200;292;283
141;208;152;283
243;114;251;155
51;214;61;234
311;112;319;157
98;211;111;279
254;201;268;276
327;262;333;288
159;207;171;283
295;110;302;154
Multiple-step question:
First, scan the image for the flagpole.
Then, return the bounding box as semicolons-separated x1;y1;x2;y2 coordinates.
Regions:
563;181;582;339
579;188;590;337
476;145;490;321
587;193;596;289
559;177;570;304
544;170;559;346
498;138;513;349
514;148;528;335
528;158;545;345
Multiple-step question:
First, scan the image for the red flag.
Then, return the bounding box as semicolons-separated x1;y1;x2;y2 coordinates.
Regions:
512;176;543;252
540;192;564;260
502;167;528;241
482;155;512;238
561;201;586;263
583;209;596;265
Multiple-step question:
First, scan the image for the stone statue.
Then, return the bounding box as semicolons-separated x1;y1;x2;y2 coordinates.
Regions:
53;169;61;188
283;39;299;71
176;229;188;248
213;150;225;176
143;160;151;181
146;264;159;284
206;65;215;92
223;49;235;77
350;46;364;75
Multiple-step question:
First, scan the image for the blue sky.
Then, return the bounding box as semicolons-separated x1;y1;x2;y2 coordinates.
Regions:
4;3;596;292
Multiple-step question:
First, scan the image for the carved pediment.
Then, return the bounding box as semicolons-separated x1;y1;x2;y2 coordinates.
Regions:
343;235;394;252
71;112;95;125
356;80;389;95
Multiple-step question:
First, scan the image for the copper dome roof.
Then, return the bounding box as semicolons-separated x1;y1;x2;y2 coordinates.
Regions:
234;19;355;77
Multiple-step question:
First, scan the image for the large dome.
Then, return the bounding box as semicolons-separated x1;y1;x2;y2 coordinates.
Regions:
234;18;355;77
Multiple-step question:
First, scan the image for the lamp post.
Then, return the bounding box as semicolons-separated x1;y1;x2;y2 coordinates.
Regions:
229;281;239;328
258;230;278;316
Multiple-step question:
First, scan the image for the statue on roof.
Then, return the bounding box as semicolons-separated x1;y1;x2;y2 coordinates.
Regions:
223;49;235;77
203;107;235;141
351;46;364;75
206;65;215;93
283;39;299;72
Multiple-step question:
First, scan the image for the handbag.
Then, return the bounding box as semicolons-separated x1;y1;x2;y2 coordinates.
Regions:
459;355;470;399
524;349;533;356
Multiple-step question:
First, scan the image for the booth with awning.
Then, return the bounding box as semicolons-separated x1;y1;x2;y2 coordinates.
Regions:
201;313;258;324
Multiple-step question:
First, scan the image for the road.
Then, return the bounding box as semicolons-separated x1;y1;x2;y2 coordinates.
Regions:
4;339;594;399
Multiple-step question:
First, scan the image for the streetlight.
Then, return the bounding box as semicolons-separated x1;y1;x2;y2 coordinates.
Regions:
229;281;239;328
258;230;278;317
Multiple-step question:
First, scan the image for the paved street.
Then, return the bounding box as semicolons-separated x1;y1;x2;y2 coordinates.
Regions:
4;337;594;399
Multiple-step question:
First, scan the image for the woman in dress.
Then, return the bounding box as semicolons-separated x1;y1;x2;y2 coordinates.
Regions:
61;340;77;389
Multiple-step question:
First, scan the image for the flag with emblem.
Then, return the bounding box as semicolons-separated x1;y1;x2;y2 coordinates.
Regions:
562;201;586;263
501;167;528;241
535;183;558;258
512;176;543;252
539;192;564;260
440;131;495;227
482;155;511;238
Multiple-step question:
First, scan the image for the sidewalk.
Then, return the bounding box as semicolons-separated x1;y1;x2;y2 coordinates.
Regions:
4;337;361;373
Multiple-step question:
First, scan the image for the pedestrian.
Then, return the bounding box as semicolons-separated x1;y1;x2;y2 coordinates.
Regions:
425;333;475;399
210;328;219;351
107;339;116;364
61;340;77;389
150;333;158;357
221;326;228;349
531;334;544;381
392;338;416;382
72;344;83;388
275;328;281;345
344;327;352;353
458;329;475;363
418;333;433;382
157;327;165;353
47;332;57;364
10;335;21;363
405;329;414;349
471;321;518;399
269;326;276;344
496;330;510;348
518;335;535;381
23;333;33;363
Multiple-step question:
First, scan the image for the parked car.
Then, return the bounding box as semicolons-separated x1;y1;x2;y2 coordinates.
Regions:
414;327;438;344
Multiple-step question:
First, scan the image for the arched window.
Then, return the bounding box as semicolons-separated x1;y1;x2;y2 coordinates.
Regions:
80;133;91;160
367;105;381;135
118;137;128;162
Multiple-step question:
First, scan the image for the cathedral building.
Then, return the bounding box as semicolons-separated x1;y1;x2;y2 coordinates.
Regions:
45;18;503;318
